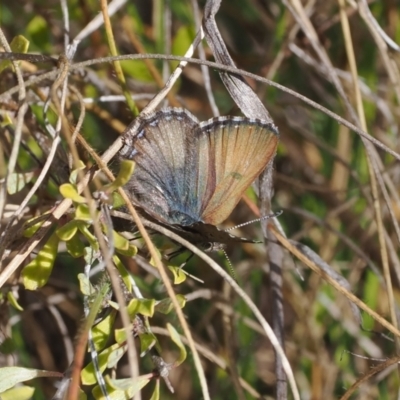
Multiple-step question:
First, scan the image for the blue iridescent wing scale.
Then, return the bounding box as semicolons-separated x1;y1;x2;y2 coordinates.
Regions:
121;108;203;225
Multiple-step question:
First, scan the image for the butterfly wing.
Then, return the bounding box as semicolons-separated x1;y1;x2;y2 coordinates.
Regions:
122;108;203;225
196;117;279;225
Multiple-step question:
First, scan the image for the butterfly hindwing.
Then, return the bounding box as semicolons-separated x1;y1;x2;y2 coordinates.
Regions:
197;118;279;225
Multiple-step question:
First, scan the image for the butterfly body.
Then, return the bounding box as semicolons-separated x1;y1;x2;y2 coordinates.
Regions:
120;108;279;246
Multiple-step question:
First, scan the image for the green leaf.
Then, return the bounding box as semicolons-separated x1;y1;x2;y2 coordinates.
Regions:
115;243;137;257
127;298;155;319
91;310;117;352
23;217;46;238
149;248;162;267
114;160;135;187
168;266;187;284
112;231;137;257
0;386;35;400
112;230;130;252
138;332;157;356
78;225;99;251
149;380;160;400
362;269;380;330
66;234;86;258
81;343;123;385
171;25;195;68
75;204;92;221
155;295;186;315
7;292;23;311
104;160;135;193
114;328;161;357
0;35;30;74
69;160;86;185
7;171;35;195
56;220;78;241
121;60;154;82
107;300;119;310
59;183;87;203
79;388;88;400
22;234;59;290
0;367;61;392
0;113;13;128
114;327;129;344
167;323;186;366
108;375;151;392
106;344;127;369
113;256;132;292
26;15;50;50
92;374;150;400
77;273;94;296
83;246;97;266
10;35;30;53
112;192;125;209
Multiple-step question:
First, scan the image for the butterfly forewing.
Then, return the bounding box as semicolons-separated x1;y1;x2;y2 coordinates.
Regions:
124;109;203;225
198;118;278;225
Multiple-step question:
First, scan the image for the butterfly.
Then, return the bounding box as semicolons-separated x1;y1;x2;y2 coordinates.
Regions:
120;108;279;249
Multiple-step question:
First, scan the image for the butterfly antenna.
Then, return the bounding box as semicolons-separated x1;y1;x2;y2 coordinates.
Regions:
221;248;237;282
224;210;283;232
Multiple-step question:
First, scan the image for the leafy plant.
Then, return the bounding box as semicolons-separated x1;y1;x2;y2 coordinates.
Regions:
1;0;400;399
